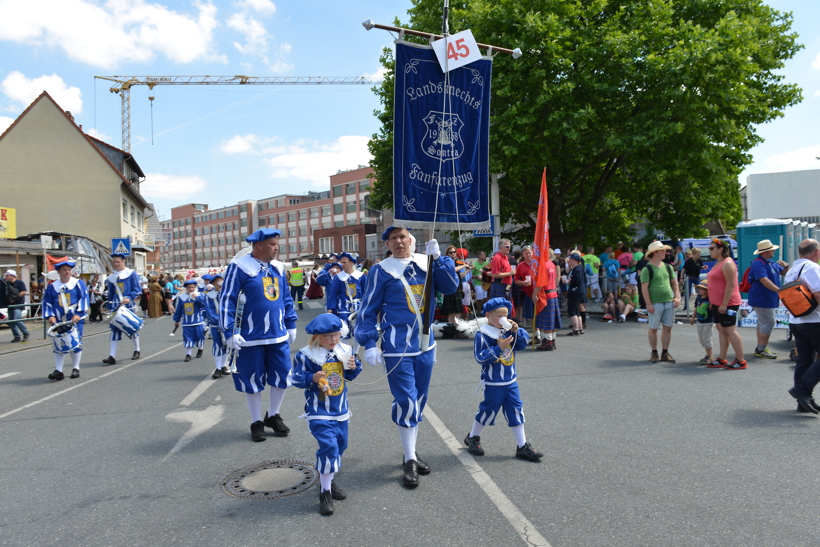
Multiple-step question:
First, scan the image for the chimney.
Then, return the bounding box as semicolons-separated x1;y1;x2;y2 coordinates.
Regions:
79;124;83;131
65;111;73;121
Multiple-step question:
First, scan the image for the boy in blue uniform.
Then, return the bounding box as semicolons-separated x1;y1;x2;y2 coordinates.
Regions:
103;253;142;365
174;279;206;362
219;229;299;442
292;314;362;515
355;226;458;487
314;253;339;289
43;261;88;380
326;252;364;352
463;297;544;461
203;273;230;378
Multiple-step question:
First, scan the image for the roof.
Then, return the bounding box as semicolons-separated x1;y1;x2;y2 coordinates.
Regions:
0;91;150;210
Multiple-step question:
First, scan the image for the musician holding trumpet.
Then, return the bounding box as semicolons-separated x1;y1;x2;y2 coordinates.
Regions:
43;260;88;381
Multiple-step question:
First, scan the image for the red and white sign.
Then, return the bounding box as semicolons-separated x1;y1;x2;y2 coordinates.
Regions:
432;29;482;73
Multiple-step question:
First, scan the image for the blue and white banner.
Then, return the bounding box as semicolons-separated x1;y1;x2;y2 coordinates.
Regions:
393;40;492;230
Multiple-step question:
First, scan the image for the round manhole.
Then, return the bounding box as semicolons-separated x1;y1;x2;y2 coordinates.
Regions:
220;460;318;500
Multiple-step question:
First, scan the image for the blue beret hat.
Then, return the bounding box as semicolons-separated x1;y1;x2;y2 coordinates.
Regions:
483;297;512;315
53;260;76;270
337;252;355;262
381;225;410;241
305;314;344;335
183;279;198;286
201;274;213;281
211;272;223;280
246;228;281;244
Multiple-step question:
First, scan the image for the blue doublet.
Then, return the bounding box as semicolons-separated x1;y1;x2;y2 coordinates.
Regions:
43;278;88;354
473;324;530;427
326;270;365;339
104;269;142;341
203;287;227;357
173;292;206;349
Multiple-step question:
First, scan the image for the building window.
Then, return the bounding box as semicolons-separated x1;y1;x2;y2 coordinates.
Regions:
359;179;369;190
342;234;359;252
319;237;333;254
334;221;344;228
346;201;357;213
299;227;307;236
346;183;356;195
172;219;179;228
241;218;248;227
240;204;247;212
289;244;297;253
333;203;343;215
185;218;191;225
299;210;307;220
322;206;331;216
310;208;318;218
137;211;142;229
333;186;343;197
348;219;357;226
300;244;307;252
123;200;129;221
288;212;296;221
278;213;287;223
130;205;136;226
195;229;201;236
289;229;296;237
259;217;267;226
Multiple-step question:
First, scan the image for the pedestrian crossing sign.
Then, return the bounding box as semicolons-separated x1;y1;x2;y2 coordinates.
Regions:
111;238;131;256
472;217;495;237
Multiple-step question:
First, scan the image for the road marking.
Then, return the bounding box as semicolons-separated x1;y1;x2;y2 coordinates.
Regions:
304;301;323;309
179;374;219;407
424;406;551;547
0;372;21;380
163;395;224;461
0;344;182;421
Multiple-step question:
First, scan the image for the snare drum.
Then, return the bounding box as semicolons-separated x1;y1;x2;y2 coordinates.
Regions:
108;306;145;338
47;321;81;354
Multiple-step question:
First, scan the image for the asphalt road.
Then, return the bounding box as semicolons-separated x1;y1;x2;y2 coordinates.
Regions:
0;307;817;547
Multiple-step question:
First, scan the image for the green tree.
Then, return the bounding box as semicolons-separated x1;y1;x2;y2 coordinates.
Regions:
367;0;802;250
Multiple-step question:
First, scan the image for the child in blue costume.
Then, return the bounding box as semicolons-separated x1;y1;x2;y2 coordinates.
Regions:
103;253;143;365
219;228;299;442
202;273;230;379
314;253;339;289
355;226;458;487
174;279;207;362
292;314;362;516
43;260;88;381
463;297;544;461
325;252;365;352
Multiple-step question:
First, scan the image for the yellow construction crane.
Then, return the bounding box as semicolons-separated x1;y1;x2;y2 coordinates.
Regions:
95;75;382;152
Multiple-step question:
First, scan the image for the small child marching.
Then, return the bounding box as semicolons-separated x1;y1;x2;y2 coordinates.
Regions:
464;297;543;462
173;279;206;362
291;314;362;516
690;279;715;366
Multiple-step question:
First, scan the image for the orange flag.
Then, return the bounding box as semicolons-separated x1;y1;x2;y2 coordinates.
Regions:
531;168;550;315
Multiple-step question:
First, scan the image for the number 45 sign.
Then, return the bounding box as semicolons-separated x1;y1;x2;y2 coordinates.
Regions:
431;29;482;73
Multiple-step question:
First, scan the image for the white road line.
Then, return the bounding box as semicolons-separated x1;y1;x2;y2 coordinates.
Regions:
0;372;21;380
179;374;219;407
424;406;552;547
0;344;182;421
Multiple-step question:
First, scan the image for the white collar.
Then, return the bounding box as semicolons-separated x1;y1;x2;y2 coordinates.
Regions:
479;323;504;340
234;254;284;277
52;277;79;292
336;270;363;282
107;268;133;284
378;254;428;280
300;342;352;368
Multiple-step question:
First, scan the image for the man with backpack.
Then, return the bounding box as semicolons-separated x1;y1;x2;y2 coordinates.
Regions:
784;239;820;413
640;241;681;363
746;239;790;359
2;270;29;343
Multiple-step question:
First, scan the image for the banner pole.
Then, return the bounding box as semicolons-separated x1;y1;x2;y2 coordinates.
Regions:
362;20;522;58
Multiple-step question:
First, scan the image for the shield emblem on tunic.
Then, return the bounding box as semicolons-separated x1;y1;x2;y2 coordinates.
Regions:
346;282;357;300
421;111;464;161
323;361;344;396
263;277;279;301
405;284;426;315
184;302;194;316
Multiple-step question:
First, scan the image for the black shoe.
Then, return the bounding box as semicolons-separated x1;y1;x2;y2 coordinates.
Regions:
250;420;266;442
48;370;64;381
22;333;30;342
515;442;544;461
330;480;346;500
10;337;21;343
464;435;485;456
220;366;231;375
70;369;80;379
196;348;203;358
402;459;419;487
789;388;819;415
414;453;431;475
263;412;290;436
102;356;116;365
184;355;192;362
319;489;334;515
212;369;222;379
131;351;140;360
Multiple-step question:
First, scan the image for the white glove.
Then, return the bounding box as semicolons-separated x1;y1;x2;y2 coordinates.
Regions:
227;333;245;349
206;284;214;291
425;239;441;260
288;328;297;344
365;347;384;368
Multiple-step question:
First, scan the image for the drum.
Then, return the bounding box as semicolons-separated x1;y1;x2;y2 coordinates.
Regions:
47;321;81;354
108;306;145;338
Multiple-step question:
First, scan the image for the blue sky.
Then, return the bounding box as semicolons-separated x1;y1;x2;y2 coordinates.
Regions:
1;0;817;221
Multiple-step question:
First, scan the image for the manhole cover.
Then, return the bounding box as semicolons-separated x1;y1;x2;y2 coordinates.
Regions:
220;460;318;500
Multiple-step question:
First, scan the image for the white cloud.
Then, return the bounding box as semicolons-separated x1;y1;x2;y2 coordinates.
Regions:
759;145;820;173
0;115;14;134
221;134;265;154
1;71;83;113
85;127;113;142
363;66;388;81
234;0;276;16
141;173;208;199
262;135;372;187
227;13;268;56
0;0;223;69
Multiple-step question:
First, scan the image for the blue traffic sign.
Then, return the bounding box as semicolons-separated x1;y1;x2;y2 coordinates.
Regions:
111;238;132;256
472;217;495;237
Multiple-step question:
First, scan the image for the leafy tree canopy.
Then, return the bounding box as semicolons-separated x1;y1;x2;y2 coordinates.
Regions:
367;0;803;250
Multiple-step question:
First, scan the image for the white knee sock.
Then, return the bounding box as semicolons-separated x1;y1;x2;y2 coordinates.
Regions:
398;425;417;462
319;472;334;492
71;351;81;370
470;420;485;437
132;335;140;352
53;353;66;373
246;391;263;423
186;348;193;356
109;340;118;357
511;424;526;447
268;387;286;416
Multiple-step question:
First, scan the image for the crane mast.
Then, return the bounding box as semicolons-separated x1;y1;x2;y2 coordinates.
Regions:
95;75;382;152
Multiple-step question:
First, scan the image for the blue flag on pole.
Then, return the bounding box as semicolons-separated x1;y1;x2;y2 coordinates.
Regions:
393;41;492;231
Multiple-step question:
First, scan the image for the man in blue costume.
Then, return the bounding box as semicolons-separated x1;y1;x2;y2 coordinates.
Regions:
355;226;458;488
219;229;299;442
103;253;142;365
43;260;88;380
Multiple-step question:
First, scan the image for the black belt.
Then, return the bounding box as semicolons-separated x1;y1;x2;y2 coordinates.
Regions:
492;280;504;284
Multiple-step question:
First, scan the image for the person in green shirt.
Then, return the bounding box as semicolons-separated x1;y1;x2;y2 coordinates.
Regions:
631;244;644;272
639;241;681;363
471;251;489;310
582;247;602;301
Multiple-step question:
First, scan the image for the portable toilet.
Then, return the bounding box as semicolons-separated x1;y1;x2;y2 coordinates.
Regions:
791;220;802;263
801;221;808;242
735;219;792;293
809;224;816;240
